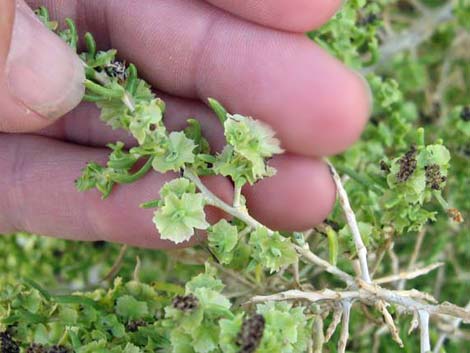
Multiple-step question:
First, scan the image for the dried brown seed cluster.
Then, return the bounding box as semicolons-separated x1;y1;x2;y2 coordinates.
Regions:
0;332;19;353
172;294;199;312
126;319;148;332
105;60;128;82
236;314;266;353
396;145;417;182
425;164;447;190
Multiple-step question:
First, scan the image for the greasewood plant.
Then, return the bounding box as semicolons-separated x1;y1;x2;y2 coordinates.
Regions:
0;1;469;353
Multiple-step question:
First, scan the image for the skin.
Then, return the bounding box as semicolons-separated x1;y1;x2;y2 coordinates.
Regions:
0;0;371;248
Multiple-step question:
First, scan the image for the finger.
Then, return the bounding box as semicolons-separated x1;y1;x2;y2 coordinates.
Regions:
0;0;84;133
204;0;342;32
0;134;231;248
0;134;335;245
243;154;336;231
26;0;370;156
37;92;226;152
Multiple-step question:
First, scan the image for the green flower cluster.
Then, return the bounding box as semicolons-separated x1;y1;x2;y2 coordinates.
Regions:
41;22;285;247
151;179;209;244
207;222;297;273
215;113;283;186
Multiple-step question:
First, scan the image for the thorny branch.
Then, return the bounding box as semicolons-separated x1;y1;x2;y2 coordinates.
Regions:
249;162;470;352
185;140;468;351
433;302;470;353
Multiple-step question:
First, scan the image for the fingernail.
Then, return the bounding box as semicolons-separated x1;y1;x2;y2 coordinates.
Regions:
6;2;84;120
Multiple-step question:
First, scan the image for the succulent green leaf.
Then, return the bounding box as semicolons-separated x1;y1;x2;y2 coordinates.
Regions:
152;132;196;173
248;228;297;273
255;302;310;353
160;178;197;199
153;193;209;244
76;162;115;199
224;114;283;169
207;220;239;264
115;295;149;320
130;100;164;144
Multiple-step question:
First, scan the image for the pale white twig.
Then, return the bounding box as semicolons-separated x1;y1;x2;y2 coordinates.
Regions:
247;287;470;321
409;310;420;335
327;161;371;282
325;306;343;342
418;310;431;353
376;300;404;347
233;184;242;208
247;289;359;305
375;263;444;285
184;169;267;231
338;301;352;353
294;245;354;286
433;301;470;353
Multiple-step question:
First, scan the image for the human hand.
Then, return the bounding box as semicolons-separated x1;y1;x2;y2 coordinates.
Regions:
0;0;371;248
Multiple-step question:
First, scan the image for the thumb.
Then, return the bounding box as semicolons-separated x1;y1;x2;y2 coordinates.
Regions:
0;0;85;133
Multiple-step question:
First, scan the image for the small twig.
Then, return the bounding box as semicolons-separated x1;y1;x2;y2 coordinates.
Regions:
375;262;444;285
184;169;267;232
372;325;389;353
398;227;427;290
132;256;141;282
388;246;400;280
247;289;359;305
294;245;355;286
212;261;258;290
376;300;404;347
325;305;344;342
409;310;420;335
418;310;431;353
327;161;371;283
293;261;301;287
433;262;446;300
101;244;128;283
433;301;470;353
312;311;325;353
248;286;470;321
233;184;242;209
338;301;352;353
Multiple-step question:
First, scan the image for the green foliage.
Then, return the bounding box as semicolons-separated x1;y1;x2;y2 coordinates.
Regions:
248;229;297;273
153;193;209;244
207;220;239;265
